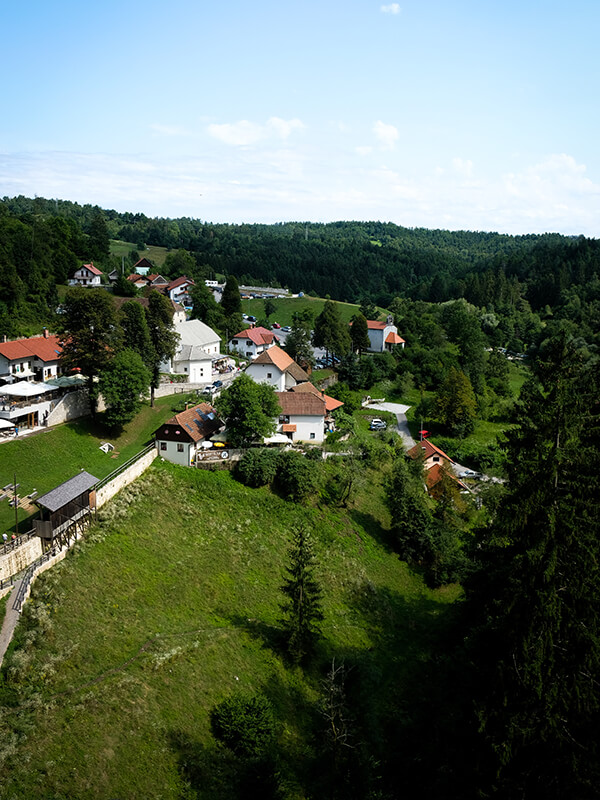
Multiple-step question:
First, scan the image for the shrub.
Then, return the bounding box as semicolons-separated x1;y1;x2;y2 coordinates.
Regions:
235;448;279;487
274;450;320;504
210;693;275;760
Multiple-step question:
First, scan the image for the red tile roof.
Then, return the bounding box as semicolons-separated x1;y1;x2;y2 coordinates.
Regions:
232;326;276;347
276;391;326;417
425;463;468;493
127;273;148;283
385;332;405;345
366;320;388;330
0;335;62;363
168;276;195;291
160;403;221;443
407;439;455;464
81;263;103;276
252;346;309;382
289;382;344;412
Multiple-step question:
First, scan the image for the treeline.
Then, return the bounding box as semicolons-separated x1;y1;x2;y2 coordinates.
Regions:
2;196;600;351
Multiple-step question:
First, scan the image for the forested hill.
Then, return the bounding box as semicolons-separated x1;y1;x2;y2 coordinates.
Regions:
2;195;600;345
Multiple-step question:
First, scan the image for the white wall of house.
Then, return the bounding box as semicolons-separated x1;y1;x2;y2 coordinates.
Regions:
156;439;195;466
245;362;286;391
278;414;324;443
229;338;269;359
73;268;101;287
367;324;397;353
171;357;213;383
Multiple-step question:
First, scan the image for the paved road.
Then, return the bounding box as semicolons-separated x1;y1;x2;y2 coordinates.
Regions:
366;402;415;449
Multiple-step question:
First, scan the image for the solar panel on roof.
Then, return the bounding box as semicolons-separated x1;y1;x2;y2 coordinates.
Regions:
185;423;193;432
207;412;215;419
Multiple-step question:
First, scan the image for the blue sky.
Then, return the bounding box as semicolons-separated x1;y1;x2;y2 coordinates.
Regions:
2;0;600;235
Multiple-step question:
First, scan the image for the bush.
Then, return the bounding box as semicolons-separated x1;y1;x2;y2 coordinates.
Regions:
274;450;320;504
236;448;279;487
210;693;275;760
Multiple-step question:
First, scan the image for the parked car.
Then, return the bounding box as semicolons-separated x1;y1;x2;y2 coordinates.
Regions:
202;385;213;395
212;380;223;389
369;419;387;430
281;325;291;332
272;322;281;329
247;315;257;322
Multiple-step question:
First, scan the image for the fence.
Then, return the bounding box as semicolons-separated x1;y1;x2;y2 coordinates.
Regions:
0;530;35;558
94;443;155;491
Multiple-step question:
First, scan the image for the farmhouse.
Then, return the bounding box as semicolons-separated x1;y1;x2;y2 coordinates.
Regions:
365;316;405;353
155;403;223;466
407;439;455;470
245;346;309;390
228;326;279;359
160;319;226;383
72;263;103;287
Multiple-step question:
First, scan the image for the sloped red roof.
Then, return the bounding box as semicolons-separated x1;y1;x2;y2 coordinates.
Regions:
366;320;387;330
79;263;103;276
147;274;168;284
159;403;221;443
232;326;276;347
276;391;326;417
385;331;405;345
0;335;62;363
168;276;195;291
425;463;468;492
127;273;148;283
408;439;455;464
252;346;309;382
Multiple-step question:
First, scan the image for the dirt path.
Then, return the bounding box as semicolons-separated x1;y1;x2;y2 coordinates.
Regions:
0;581;22;667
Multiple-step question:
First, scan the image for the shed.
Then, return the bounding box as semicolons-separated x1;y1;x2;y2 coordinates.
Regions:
34;471;98;543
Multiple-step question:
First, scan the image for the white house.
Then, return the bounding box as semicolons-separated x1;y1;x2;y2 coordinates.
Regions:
365;316;405;353
229;326;278;359
163;319;224;383
154;403;222;466
167;276;195;304
72;263;103;287
273;391;326;444
245;346;308;391
0;331;63;384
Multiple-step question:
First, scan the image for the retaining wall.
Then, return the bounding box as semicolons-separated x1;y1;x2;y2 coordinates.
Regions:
95;447;158;508
153;382;205;399
0;536;43;582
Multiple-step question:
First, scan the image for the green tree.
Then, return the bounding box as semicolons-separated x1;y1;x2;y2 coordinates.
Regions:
162;248;196;279
284;309;315;369
189;282;225;332
274;450;320;504
120;300;153;366
280;525;324;662
113;272;137;297
87;210;110;263
214;374;279;446
359;298;378;320
263;297;276;321
99;349;150;428
465;334;600;798
313;300;351;360
145;291;180;407
210;693;276;760
385;452;433;563
221;275;242;317
58;287;120;416
350;312;370;355
235;448;279;488
435;366;477;437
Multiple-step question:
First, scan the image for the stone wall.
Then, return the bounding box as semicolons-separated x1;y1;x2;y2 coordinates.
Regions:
46;390;90;426
0;536;43;582
153;382;205;399
95;448;158;508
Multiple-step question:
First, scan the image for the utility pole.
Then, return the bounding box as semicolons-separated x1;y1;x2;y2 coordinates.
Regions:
13;473;18;536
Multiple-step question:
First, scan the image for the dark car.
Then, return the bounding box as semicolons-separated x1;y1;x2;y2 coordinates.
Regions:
212;380;223;388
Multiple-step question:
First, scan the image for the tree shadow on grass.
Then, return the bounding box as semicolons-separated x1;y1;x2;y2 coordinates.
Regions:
347;507;396;553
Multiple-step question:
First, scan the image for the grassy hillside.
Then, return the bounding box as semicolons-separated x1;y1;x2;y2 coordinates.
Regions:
241;295;388;327
0;460;460;799
110;240;170;269
0;392;200;535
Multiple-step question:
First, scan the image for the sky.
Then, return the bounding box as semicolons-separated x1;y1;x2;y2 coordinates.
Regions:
2;0;600;236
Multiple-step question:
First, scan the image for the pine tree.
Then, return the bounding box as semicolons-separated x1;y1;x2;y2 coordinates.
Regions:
313;300;351;360
280;526;324;662
350;312;370;355
221;275;242;317
466;333;600;798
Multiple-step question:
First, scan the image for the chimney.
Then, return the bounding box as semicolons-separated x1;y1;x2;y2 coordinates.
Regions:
43;327;49;339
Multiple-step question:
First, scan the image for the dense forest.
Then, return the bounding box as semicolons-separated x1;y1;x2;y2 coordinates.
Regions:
1;195;600;353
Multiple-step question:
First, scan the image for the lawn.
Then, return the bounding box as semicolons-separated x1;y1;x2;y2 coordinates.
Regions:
109;240;170;269
0;392;201;535
0;459;460;799
242;295;388;328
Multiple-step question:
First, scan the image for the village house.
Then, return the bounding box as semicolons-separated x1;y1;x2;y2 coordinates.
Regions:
407;439;467;496
126;273;149;289
71;263;103;287
145;273;169;290
245;346;309;391
166;276;195;305
161;319;227;383
273;391;327;444
132;257;153;275
155;403;222;466
228;326;279;359
0;330;63;384
365;316;405;353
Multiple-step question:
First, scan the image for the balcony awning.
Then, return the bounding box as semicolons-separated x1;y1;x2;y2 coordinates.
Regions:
1;381;54;398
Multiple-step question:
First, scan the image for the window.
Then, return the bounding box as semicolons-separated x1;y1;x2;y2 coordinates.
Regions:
310;433;316;440
433;456;440;462
267;372;272;379
160;442;167;451
177;443;184;453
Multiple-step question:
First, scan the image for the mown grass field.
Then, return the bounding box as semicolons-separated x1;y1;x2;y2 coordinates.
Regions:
0;459;460;799
110;240;170;269
0;392;201;535
241;295;388;328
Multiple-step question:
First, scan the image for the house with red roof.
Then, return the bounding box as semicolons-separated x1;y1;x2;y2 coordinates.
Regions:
126;273;149;289
228;326;279;359
167;276;195;304
407;439;468;495
72;263;103;287
273;391;327;444
154;403;223;466
245;345;309;390
0;330;63;384
364;315;405;353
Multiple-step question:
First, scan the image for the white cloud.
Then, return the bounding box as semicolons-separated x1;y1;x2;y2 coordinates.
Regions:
380;3;401;14
355;146;373;156
149;123;190;137
207;117;304;146
373;120;399;150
